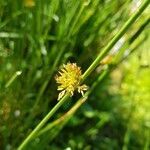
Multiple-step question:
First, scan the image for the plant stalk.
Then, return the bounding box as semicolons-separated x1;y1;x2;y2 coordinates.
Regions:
81;0;150;81
18;94;69;150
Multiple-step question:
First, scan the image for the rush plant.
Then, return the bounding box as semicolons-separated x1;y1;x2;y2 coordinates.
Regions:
17;0;150;149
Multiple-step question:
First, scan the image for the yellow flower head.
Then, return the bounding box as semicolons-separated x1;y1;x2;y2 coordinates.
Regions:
55;63;88;100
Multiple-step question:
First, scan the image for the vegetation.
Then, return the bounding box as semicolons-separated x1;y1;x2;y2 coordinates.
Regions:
0;0;149;149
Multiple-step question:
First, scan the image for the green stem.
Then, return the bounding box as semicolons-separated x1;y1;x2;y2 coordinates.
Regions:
18;0;149;149
18;94;70;150
5;71;22;88
37;32;144;138
81;0;150;81
28;18;148;141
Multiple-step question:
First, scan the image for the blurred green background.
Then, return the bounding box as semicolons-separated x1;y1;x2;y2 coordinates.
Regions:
0;0;149;149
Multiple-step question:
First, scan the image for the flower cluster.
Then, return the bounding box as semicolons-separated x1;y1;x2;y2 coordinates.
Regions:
55;63;88;100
